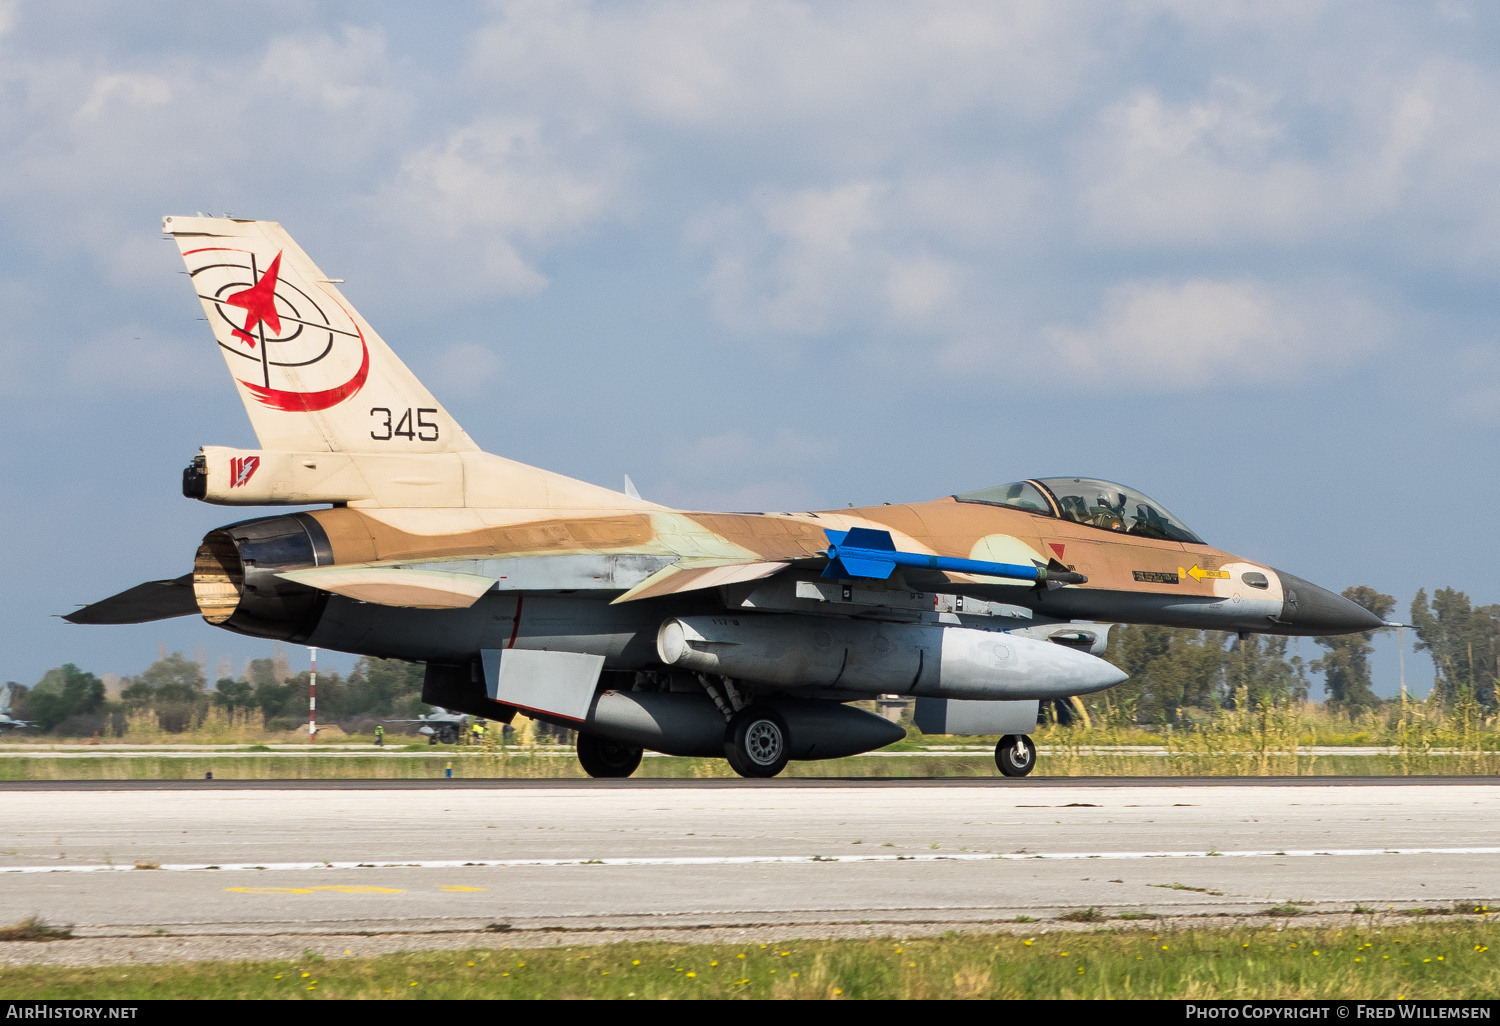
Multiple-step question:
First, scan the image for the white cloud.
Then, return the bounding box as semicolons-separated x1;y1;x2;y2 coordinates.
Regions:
0;1;1493;402
651;428;839;511
693;183;883;334
690;173;1036;340
886;257;960;318
469;1;1100;132
74;73;171;120
369;117;628;299
1041;278;1385;388
259;24;393;112
1078;81;1323;245
0;24;414;284
427;342;503;399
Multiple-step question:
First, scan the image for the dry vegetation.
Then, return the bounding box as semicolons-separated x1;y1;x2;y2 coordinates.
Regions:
1031;687;1500;776
2;692;1498;779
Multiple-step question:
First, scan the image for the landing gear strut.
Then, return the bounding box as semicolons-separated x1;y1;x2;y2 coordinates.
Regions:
725;706;789;778
576;732;644;778
995;733;1036;777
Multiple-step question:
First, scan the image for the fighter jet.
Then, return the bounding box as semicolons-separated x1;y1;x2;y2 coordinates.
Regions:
383;709;472;746
0;683;33;734
64;216;1385;779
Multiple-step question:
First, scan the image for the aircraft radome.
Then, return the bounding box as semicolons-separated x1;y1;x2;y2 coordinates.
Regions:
65;216;1388;779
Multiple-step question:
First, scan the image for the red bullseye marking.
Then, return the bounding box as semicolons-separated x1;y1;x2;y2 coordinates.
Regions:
240;337;369;412
224;251;284;347
233;283;371;412
184;244;370;412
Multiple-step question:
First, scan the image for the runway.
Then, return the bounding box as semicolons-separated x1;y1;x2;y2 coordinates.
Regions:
2;780;1495;943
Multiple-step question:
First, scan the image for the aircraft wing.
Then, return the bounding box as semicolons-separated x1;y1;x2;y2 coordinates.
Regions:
277;566;498;609
274;553;791;608
610;559;789;604
62;574;199;625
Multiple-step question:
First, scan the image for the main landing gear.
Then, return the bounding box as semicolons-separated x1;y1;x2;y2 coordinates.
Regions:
725;706;789;778
576;732;644;778
995;733;1037;777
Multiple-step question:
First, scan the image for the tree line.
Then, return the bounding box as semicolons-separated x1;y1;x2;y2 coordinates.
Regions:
6;583;1496;736
4;653;427;735
1103;584;1497;722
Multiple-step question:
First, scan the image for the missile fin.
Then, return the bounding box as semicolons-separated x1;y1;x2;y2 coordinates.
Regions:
821;554;897;580
840;527;896;551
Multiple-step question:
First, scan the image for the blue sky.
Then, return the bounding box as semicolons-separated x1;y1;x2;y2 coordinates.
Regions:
2;1;1496;695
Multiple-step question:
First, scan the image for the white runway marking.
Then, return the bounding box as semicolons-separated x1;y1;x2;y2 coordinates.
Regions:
5;845;1498;875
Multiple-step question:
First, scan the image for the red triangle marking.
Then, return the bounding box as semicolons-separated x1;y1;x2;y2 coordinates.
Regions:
1049;543;1066;559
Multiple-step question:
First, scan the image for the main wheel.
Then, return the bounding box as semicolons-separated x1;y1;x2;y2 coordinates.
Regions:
995;734;1037;777
576;732;644;778
724;707;789;778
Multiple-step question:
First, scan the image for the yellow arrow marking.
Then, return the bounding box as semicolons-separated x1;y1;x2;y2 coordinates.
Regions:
1179;565;1231;582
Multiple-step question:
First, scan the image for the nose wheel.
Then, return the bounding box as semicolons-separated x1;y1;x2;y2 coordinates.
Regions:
995;734;1037;777
725;707;789;778
576;732;644;778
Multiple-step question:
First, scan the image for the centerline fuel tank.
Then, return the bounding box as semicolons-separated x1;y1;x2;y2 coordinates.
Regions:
656;614;1127;700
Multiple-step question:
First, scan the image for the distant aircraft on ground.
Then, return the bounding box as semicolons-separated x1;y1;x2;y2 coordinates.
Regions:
383;709;472;745
0;683;33;733
65;217;1386;778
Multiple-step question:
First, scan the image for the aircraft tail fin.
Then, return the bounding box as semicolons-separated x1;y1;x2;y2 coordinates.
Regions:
163;216;478;455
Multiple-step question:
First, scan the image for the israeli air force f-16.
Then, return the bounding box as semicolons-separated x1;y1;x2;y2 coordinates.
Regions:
0;684;33;734
64;217;1387;778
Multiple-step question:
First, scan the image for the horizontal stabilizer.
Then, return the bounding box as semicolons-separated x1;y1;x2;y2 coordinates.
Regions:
63;574;198;624
277;566;497;609
611;559;788;604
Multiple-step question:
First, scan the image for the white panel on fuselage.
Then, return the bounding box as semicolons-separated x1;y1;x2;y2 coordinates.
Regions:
481;649;605;723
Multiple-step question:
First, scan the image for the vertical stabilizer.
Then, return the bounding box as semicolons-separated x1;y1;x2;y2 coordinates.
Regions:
164;216;478;455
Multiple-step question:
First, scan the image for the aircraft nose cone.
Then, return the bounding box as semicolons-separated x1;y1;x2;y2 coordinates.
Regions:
1274;570;1387;635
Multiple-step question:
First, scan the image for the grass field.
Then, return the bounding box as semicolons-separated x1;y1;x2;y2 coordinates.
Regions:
5;693;1497;778
5;921;1499;999
1;747;1494;779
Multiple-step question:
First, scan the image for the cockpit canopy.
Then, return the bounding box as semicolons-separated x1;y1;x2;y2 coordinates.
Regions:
954;477;1204;544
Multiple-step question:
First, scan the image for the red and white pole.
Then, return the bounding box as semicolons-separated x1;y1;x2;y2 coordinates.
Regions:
308;647;317;742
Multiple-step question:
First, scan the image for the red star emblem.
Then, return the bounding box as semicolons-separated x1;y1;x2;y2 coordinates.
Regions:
225;251;283;347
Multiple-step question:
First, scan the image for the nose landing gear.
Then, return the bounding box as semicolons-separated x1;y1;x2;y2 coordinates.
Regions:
995;733;1037;777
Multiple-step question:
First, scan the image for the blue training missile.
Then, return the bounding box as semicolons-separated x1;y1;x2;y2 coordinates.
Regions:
821;528;1088;585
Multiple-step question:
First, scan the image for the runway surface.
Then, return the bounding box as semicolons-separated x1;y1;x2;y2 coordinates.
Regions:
2;779;1496;942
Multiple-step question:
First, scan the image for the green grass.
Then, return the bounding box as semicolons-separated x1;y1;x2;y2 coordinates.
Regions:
3;751;1497;780
4;923;1499;999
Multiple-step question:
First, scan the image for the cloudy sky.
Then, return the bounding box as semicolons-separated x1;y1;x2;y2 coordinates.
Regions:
2;0;1496;694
